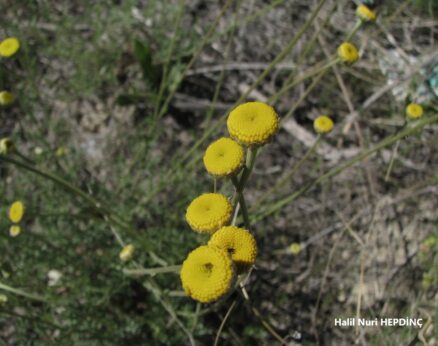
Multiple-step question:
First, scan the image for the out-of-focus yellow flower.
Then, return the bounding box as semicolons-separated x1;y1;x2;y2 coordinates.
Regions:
406;103;423;120
203;137;244;177
119;244;135;262
356;4;377;22
8;201;25;223
208;226;257;272
0;294;7;304
0;37;20;58
180;245;234;303
314;115;334;134
227;102;279;146
0;138;14;155
186;193;232;234
289;243;302;255
9;225;22;237
0;91;16;106
337;42;359;64
56;146;66;157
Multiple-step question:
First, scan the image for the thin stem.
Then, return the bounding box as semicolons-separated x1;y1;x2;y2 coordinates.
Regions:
123;265;181;276
0;282;46;302
254;114;438;223
384;139;401;182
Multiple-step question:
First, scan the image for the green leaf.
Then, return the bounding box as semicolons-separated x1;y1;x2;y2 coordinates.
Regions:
133;39;161;90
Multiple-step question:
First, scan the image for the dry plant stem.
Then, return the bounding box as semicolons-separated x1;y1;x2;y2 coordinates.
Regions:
254;114;438;223
123;265;181;277
253;135;322;208
214;299;238;346
0;281;46;302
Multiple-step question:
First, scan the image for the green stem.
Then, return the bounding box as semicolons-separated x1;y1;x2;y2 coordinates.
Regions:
254;114;438;223
0;155;133;236
123;265;181;277
0;282;46;302
345;20;363;42
384;139;401;182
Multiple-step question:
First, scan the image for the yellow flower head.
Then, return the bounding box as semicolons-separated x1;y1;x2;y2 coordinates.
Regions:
119;244;135;262
9;225;22;237
186;193;232;234
208;226;257;272
356;4;377;22
0;294;7;304
314;115;334;134
227;102;279;146
203;137;244;177
0;37;20;58
0;91;16;106
289;243;302;255
406;103;423;120
56;146;66;157
180;245;234;303
0;138;14;155
337;42;359;64
8;201;25;223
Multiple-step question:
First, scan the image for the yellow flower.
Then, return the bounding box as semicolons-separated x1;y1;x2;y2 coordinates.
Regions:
337;42;359;64
0;91;16;106
119;244;135;262
203;137;244;177
0;294;7;304
0;37;20;58
180;245;234;303
356;4;377;22
0;138;14;155
186;193;232;234
314;115;334;134
227;102;279;146
9;225;22;237
289;243;301;255
208;226;257;272
56;146;66;157
406;103;423;120
8;201;25;223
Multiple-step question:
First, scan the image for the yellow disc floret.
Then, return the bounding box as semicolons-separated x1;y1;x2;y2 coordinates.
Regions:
0;37;20;58
180;245;234;303
0;91;16;106
8;201;25;223
203;137;244;177
356;4;377;22
314;115;334;134
186;193;232;234
9;225;22;237
337;42;359;64
406;103;423;120
208;226;257;272
119;244;135;262
227;102;279;146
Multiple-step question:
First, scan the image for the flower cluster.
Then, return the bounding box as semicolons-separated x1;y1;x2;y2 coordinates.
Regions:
181;102;279;303
7;201;25;237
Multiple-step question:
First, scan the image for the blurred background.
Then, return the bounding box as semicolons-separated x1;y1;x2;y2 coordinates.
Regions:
0;0;437;344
